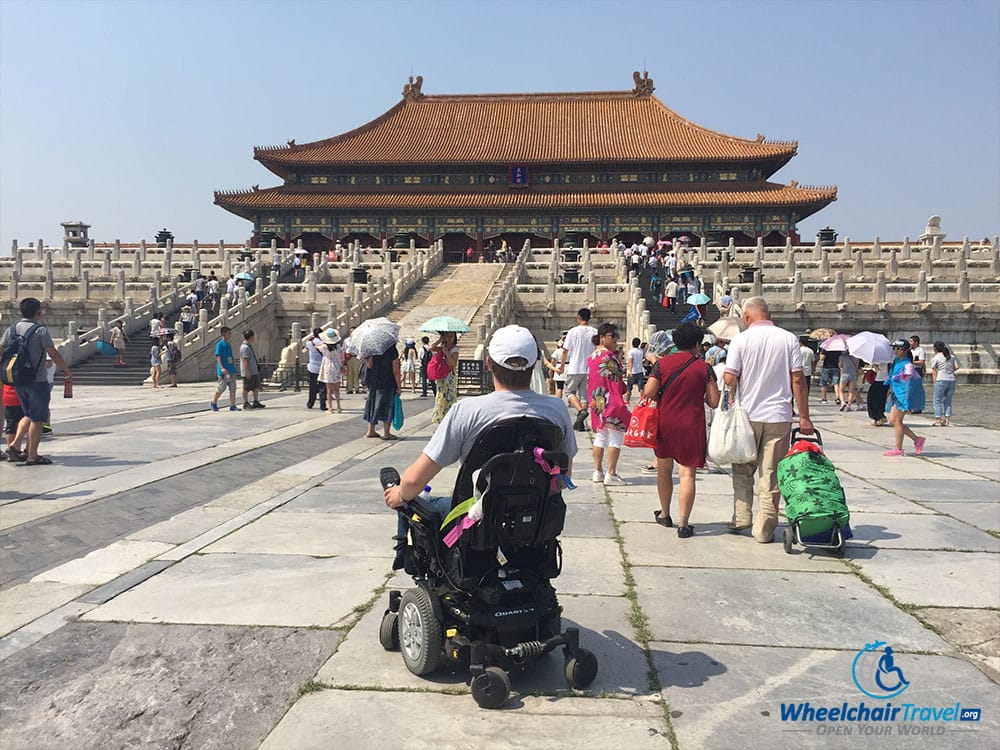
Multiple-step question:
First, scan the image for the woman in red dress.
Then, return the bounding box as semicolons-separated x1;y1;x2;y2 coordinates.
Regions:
642;323;720;538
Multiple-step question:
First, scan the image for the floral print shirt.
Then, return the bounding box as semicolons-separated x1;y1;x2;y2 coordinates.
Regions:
587;347;631;431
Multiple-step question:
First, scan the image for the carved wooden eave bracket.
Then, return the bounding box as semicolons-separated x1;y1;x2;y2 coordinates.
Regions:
403;75;425;101
631;70;654;97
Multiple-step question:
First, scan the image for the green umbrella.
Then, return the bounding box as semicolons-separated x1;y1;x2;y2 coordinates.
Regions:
687;293;711;305
419;315;470;333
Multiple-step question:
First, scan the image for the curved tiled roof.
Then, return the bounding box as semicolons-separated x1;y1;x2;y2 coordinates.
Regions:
215;182;836;213
253;90;797;168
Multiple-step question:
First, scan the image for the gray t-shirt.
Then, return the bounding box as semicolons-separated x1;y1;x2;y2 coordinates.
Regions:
239;342;259;376
423;389;578;469
1;319;54;383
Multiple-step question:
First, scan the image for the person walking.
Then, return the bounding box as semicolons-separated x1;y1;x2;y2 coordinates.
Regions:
664;277;678;311
587;322;630;485
865;362;890;426
240;329;265;409
179;305;195;334
625;337;646;405
548;335;567;399
643;323;720;538
343;326;362;395
149;336;162;388
209;326;239;412
930;341;959;427
818;348;841;405
430;331;460;424
304;328;327;410
839;353;862;410
722;297;813;543
798;337;815;396
109;320;128;366
164;332;181;388
884;340;926;456
561;307;598;431
418;335;435;398
0;297;73;465
400;338;419;393
363;343;401;439
317;327;344;413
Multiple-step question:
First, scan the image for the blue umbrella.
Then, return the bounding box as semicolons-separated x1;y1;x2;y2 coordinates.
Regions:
687;293;711;306
235;272;254;281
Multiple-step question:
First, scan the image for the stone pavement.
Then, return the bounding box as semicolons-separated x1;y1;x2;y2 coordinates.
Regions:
0;385;997;749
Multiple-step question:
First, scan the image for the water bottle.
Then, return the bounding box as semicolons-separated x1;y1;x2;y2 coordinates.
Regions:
416;486;432;502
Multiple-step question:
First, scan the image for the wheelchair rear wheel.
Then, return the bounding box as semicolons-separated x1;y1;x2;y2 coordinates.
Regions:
399;587;443;675
379;611;399;651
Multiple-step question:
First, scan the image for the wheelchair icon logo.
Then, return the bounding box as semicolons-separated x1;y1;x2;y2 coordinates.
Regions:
852;640;911;700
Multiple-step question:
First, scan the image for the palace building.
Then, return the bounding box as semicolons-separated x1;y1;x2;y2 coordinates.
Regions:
214;73;836;258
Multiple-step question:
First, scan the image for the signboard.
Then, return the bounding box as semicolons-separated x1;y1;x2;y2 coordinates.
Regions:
509;165;529;187
457;359;491;394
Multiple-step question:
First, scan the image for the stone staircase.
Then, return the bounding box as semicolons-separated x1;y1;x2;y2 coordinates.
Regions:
59;333;160;386
639;271;721;335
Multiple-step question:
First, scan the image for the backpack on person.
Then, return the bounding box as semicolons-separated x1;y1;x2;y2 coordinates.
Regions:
1;323;42;386
420;346;433;371
168;342;182;364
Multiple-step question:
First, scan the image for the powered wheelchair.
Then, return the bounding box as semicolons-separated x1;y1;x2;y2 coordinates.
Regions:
378;417;598;709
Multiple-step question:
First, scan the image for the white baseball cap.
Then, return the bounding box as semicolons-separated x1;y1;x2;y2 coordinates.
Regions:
488;325;538;371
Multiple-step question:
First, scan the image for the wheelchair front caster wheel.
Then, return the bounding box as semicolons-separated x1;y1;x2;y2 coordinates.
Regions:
564;648;598;689
471;667;511;709
783;528;795;555
379;611;399;651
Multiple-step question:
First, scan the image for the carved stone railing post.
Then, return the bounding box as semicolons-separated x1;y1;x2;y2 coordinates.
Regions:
888;250;898;278
132;253;141;280
218;239;226;261
102;250;112;277
917;271;928;301
43;250;53;276
72;250;81;279
87;238;96;261
36;239;44;260
139;239;147;262
922;251;933;279
792;271;803;304
819;250;831;278
812;235;822;260
875;271;886;304
10;270;18;298
586;271;597;303
784;251;796;279
752;270;763;298
44;270;53;300
872;236;882;260
832;271;844;303
346;269;355;300
720;249;730;278
117;270;126;299
931;235;943;260
152;270;162;306
958;271;970;302
198;309;209;345
842;237;851;261
13;245;22;275
854;250;864;279
81;270;89;299
901;237;912;260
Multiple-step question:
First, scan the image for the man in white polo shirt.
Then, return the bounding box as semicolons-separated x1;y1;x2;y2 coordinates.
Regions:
723;297;814;543
561;307;598;431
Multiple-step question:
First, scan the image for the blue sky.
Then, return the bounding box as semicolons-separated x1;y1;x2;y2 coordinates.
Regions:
1;0;997;253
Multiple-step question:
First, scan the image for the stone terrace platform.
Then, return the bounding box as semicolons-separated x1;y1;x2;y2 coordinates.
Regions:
0;386;997;748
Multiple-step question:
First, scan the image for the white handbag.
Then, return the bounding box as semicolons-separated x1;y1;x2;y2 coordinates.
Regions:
708;393;757;464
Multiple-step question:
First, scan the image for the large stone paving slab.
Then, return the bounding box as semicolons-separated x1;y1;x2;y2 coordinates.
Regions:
846;512;999;552
562;502;616;537
259;689;672;749
126;506;239;544
0;622;341;750
870;479;1000;503
31;539;174;586
318;591;646;697
850;550;1000;608
923;501;1000;533
83;553;389;627
632;567;949;652
652;642;999;750
202;512;395;559
555;537;626;596
620;522;848;572
0;581;91;637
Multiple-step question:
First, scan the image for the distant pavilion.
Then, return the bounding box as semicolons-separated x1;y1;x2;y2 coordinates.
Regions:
215;73;836;259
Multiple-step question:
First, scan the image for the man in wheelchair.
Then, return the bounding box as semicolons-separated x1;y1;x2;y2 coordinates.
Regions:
380;324;597;707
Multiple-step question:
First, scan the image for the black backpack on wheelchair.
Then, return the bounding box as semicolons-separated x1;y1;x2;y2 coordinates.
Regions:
378;417;598;708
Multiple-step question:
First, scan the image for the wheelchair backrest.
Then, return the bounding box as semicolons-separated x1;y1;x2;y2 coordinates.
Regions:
451;417;568;553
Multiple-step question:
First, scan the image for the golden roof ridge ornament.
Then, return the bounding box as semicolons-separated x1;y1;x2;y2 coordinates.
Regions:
632;70;654;96
403;75;424;101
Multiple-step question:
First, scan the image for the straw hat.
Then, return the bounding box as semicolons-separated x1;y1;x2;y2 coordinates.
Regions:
319;327;341;345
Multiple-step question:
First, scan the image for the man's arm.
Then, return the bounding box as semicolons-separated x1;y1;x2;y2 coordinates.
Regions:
791;371;814;434
385;453;443;509
723;371;738;398
45;346;71;380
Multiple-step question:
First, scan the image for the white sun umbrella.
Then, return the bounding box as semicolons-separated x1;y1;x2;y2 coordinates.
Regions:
350;317;400;358
846;331;894;364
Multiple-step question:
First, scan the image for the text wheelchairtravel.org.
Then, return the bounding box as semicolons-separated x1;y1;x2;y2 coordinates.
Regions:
780;701;982;723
